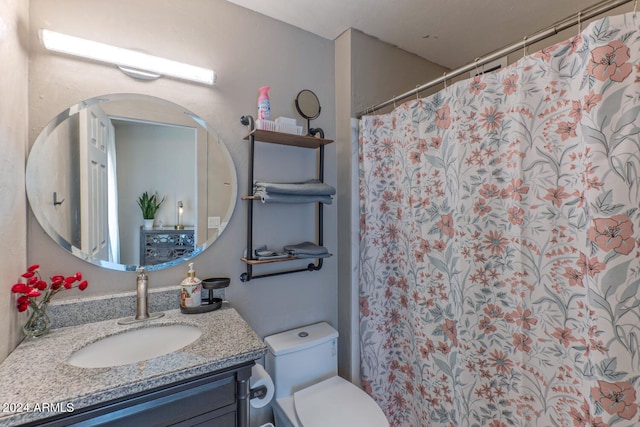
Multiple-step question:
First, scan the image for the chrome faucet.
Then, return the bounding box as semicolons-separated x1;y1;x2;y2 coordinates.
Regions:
118;267;165;325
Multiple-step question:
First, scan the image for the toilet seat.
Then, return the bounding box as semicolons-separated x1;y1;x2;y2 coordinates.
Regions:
293;376;388;427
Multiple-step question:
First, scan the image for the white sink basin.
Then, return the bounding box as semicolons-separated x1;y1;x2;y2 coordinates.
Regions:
68;324;202;368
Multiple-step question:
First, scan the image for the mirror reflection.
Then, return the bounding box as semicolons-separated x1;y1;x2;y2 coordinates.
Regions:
295;89;321;120
295;89;322;136
26;94;237;271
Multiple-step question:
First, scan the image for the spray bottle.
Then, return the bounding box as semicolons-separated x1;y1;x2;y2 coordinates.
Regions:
257;86;271;121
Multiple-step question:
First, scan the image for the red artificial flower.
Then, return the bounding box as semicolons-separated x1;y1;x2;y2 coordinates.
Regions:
12;283;30;293
10;265;89;315
63;276;77;289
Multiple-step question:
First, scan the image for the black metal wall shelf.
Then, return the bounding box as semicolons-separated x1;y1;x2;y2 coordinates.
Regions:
239;115;333;282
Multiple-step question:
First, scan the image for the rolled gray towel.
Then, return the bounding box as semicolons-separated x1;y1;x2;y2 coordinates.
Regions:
253;190;333;204
284;241;329;257
254;179;336;196
290;252;331;259
253;245;290;260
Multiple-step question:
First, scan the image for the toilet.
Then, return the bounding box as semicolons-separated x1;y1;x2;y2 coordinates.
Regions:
264;322;388;427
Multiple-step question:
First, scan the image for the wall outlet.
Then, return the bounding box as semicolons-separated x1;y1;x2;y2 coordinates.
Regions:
208;216;220;228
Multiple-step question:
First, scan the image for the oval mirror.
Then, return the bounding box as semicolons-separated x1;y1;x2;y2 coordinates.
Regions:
26;93;237;271
295;89;321;120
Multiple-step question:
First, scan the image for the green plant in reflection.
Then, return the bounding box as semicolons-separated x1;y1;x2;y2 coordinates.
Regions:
137;191;166;220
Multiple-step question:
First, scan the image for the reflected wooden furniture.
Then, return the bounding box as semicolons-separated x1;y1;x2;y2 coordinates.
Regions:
140;227;195;265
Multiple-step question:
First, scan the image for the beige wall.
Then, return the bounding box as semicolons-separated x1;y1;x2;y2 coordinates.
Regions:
0;0;29;361
26;0;337;347
350;29;449;116
335;28;448;382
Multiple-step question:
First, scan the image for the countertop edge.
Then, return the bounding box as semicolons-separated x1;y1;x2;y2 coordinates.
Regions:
0;306;267;426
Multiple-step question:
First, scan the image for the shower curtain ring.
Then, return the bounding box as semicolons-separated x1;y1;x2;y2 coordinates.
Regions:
393;96;397;109
523;36;528;58
577;11;582;33
443;72;447;88
474;57;481;76
416;84;421;100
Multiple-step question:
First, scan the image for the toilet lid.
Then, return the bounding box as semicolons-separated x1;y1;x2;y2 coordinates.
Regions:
293;376;388;427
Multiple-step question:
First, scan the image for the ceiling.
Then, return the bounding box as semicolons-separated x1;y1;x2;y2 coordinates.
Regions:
226;0;608;69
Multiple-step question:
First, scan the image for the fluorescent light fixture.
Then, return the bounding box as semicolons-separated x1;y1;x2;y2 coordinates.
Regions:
40;29;216;86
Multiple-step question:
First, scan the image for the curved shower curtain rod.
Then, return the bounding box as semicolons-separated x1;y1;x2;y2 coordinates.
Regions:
355;0;636;118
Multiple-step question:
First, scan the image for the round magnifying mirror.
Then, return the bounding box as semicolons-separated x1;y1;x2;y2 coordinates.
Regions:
295;89;321;120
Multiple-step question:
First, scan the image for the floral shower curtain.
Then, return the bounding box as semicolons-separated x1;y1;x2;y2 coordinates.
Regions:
359;13;640;427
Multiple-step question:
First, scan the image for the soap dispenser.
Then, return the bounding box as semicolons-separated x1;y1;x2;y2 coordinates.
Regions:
180;262;202;309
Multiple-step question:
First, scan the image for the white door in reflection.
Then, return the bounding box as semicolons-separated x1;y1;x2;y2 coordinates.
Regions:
79;106;110;261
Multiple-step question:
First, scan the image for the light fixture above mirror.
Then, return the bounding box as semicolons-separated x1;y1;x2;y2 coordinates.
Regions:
40;29;216;86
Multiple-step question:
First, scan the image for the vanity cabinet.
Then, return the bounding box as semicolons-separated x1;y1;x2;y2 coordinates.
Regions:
140;227;196;265
22;362;252;427
239;121;333;282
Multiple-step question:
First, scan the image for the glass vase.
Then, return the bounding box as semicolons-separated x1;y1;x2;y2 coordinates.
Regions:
23;303;51;338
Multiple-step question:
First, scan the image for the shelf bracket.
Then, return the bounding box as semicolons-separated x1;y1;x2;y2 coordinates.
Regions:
240;258;324;282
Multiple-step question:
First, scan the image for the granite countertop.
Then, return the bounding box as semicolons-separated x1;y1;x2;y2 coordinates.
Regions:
0;305;267;426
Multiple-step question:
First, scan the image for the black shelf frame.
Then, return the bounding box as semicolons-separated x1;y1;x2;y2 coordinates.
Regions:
239;115;330;282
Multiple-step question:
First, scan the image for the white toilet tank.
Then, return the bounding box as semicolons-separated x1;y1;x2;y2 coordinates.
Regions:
265;322;339;399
